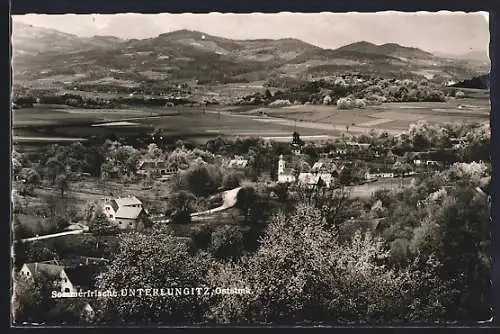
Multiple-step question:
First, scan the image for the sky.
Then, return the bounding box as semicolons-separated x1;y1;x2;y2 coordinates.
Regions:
12;11;489;55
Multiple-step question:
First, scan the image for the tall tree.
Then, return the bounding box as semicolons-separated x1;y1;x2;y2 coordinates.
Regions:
55;174;69;199
12;273;58;324
94;233;211;324
206;204;445;324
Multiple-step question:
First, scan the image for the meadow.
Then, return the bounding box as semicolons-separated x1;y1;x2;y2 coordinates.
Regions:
13;105;334;144
12;89;490;146
260;96;490;134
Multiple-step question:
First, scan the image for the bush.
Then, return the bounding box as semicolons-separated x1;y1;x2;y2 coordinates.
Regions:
323;95;333;105
209;225;245;260
166;190;196;224
354;98;367;109
178;163;222;197
221;171;245;189
191;224;214;250
337;97;366;110
268;99;292;108
337;97;354;109
365;94;386;105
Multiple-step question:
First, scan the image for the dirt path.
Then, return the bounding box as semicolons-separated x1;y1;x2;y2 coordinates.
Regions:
19;229;85;243
191;187;241;217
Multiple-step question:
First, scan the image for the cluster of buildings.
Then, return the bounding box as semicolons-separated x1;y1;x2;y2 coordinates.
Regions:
136;159;178;180
278;155;341;188
223;156;249;170
16;257;110;320
277;134;452;188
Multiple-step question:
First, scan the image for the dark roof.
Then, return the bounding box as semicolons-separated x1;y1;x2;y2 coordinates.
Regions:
25;263;64;281
139;160;167;170
64;265;102;290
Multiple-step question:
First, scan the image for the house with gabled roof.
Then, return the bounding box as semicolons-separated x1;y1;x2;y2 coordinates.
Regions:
102;195;149;230
20;263;76;294
226;156;249;169
18;262;97;320
298;172;334;189
311;160;340;175
137;159;177;178
297;159;341;188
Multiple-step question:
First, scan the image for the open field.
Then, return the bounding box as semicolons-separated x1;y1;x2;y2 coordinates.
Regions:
13;105;338;144
13;105;180;126
257;96;489;134
348;177;414;199
12;91;490;146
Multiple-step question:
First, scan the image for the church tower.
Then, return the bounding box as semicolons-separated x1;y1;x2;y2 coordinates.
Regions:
278;155;285;177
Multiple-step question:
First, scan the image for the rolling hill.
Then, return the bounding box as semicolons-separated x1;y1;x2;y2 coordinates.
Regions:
11;22;490;89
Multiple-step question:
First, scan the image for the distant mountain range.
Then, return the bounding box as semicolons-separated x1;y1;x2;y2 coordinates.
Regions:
11;21;490;88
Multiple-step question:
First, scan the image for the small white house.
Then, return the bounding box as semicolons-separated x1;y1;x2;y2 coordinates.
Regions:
298;172;334;188
365;172;395;181
226;156;249;169
102;196;148;230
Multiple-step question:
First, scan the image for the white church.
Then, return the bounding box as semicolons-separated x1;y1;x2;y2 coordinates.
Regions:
277;155;296;183
277;155;339;188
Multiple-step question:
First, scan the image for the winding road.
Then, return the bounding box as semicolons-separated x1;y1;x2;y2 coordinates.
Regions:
191;187;242;217
152;186;243;224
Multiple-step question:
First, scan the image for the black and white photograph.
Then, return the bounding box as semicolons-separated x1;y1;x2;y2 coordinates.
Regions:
10;11;492;326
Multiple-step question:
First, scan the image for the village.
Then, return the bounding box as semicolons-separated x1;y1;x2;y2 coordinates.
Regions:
10;9;495;326
12;114;491;322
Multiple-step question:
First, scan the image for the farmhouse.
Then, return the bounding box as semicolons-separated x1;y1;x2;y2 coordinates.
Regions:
450;137;467;149
226;156;249;169
365;172;395;180
137;159;176;177
298;172;334;188
20;263;75;293
18;262;97;319
298;159;341;188
311;160;340;175
345;141;371;150
102;195;149;230
426;160;441;167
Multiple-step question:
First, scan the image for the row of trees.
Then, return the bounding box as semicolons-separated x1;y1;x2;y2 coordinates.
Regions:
251;75;448;106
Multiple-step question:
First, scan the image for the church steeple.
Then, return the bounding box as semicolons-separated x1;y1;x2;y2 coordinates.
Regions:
278;155;285;176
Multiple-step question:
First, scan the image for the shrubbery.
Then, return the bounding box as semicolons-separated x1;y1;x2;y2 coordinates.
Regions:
337;97;366;109
268;99;292;108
